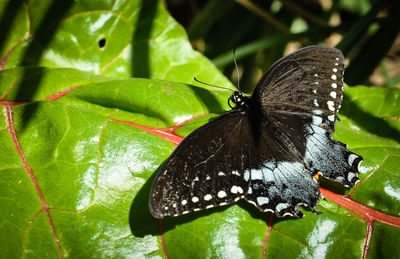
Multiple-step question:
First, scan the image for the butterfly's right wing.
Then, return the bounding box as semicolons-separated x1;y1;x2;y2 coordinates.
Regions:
243;118;321;217
252;46;362;187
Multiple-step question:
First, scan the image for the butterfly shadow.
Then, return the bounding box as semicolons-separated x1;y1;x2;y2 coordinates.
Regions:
341;92;400;143
319;177;349;194
160;200;307;232
236;199;307;225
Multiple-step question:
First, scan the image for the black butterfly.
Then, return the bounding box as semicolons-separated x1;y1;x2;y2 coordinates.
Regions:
149;46;363;218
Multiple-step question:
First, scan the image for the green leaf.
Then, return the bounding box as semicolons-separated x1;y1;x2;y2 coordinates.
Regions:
1;0;400;258
2;72;400;258
0;0;230;86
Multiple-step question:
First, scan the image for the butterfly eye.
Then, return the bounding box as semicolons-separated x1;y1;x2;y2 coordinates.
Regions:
228;91;242;108
231;91;244;105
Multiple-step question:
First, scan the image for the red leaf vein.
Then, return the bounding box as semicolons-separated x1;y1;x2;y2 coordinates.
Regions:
5;105;64;258
262;213;274;258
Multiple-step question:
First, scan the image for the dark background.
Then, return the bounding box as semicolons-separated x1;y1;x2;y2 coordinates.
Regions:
165;0;400;93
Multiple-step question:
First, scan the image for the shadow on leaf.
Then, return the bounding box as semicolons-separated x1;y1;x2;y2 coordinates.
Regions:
190;85;227;114
341;92;400;143
131;0;158;78
16;0;74;128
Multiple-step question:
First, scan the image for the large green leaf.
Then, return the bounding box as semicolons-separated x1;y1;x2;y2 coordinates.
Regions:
1;0;399;258
0;0;229;86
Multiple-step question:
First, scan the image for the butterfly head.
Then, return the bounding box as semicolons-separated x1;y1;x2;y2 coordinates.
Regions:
228;91;247;109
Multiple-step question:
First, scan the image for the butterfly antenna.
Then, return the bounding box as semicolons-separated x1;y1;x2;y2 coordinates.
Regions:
233;48;240;92
193;77;234;92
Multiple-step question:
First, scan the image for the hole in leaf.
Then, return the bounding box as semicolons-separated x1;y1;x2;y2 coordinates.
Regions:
98;38;106;48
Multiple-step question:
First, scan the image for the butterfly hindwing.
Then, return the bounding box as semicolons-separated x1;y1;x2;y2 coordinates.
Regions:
244;163;320;217
304;123;363;186
243;119;321;217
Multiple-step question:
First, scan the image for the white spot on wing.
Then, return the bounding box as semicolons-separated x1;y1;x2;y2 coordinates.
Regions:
336;176;345;183
327;101;335;111
313;109;323;115
257;197;269;205
181;200;187;205
230;185;243;194
331;83;337;88
276;203;289;212
348;154;358;166
330;91;337;99
347;172;356;182
192;196;199;203
331;74;337;80
328;115;335;122
204;194;212;201
217;190;227;198
232;170;240;176
218;171;225;176
231;186;239;194
244;171;250;181
251;169;263;180
313;116;323;125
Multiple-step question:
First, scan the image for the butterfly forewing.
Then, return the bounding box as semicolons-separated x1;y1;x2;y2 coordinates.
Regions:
252;46;362;186
150;110;252;218
253;46;345;121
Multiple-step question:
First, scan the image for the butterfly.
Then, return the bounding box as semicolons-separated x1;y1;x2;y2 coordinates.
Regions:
149;45;363;218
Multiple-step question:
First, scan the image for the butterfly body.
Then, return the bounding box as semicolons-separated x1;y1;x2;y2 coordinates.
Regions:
149;46;363;218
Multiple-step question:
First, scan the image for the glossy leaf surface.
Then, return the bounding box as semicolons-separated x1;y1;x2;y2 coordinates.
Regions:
1;0;399;258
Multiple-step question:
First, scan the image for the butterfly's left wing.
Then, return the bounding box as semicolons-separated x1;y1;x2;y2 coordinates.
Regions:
252;46;362;187
150;106;321;218
149;110;253;218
